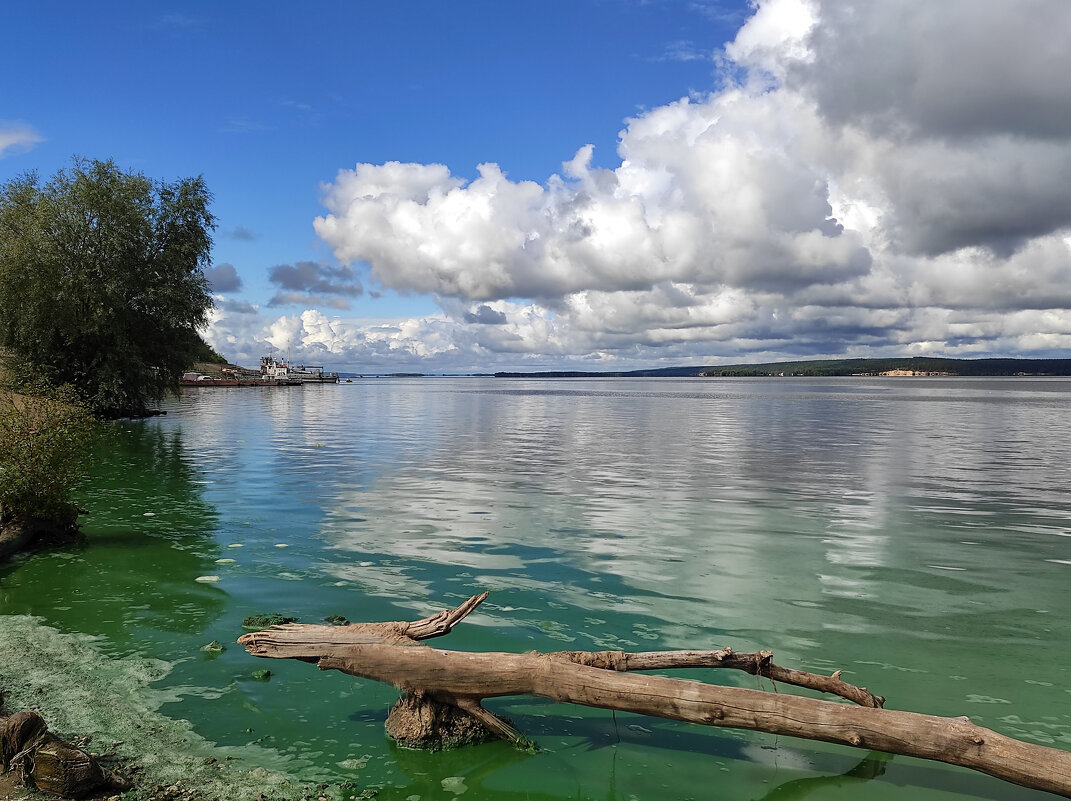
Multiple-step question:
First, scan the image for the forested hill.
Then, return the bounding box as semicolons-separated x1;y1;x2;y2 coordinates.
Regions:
495;357;1071;378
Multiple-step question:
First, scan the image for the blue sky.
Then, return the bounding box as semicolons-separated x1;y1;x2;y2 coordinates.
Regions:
4;1;1071;372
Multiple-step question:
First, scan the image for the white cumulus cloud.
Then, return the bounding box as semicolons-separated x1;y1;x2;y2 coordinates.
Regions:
217;0;1071;370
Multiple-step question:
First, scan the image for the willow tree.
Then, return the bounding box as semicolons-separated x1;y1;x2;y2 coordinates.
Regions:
0;158;215;416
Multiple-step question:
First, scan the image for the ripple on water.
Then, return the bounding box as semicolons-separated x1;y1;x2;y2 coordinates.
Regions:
9;377;1071;799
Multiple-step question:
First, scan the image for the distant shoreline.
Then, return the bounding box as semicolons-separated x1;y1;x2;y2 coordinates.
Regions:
493;357;1071;379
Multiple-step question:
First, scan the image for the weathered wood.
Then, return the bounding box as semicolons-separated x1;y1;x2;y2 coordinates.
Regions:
0;709;130;798
238;593;1071;798
384;692;506;750
546;649;885;708
404;591;489;640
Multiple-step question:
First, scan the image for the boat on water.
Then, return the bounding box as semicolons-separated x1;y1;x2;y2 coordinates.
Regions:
178;371;301;387
177;355;340;387
261;356;340;383
290;363;341;384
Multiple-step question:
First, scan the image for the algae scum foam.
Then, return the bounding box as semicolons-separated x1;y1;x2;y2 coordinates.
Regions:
0;614;323;800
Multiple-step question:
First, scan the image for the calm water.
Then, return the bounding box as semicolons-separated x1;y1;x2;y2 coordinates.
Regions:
2;377;1070;800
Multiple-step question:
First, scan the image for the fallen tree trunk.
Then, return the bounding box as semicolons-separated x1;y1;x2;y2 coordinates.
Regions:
238;592;1071;798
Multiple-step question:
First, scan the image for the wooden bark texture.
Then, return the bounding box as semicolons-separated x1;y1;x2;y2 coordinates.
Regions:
238;593;1071;798
0;708;129;798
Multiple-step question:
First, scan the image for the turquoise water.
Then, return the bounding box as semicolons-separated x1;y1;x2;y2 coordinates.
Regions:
2;377;1070;800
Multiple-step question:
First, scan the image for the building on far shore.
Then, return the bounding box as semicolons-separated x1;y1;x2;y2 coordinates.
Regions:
879;369;951;376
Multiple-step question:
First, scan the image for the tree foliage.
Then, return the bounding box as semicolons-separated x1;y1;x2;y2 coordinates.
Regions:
0;158;216;415
191;337;228;365
700;357;1071;377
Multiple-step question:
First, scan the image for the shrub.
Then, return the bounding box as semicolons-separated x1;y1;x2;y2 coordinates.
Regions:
0;384;99;526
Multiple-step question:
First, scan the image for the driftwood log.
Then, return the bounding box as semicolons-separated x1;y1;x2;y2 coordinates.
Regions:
0;704;130;798
239;592;1071;798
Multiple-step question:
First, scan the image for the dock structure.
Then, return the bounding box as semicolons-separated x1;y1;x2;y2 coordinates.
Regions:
179;362;301;387
178;377;302;387
179;354;341;387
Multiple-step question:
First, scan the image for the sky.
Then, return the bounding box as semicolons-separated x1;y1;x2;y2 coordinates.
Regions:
4;0;1071;373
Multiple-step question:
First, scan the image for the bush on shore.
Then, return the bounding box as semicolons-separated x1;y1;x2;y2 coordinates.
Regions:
0;383;99;561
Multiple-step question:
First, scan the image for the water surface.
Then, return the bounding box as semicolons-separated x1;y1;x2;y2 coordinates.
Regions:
2;377;1069;800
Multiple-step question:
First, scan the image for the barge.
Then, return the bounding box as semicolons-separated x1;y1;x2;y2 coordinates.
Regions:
178;376;302;387
178;355;339;387
260;355;340;383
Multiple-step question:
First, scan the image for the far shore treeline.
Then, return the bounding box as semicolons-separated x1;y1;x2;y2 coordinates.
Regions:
495;357;1071;379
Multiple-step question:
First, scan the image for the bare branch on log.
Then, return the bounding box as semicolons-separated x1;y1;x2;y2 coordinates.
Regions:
238;592;489;655
403;592;488;640
238;593;1071;799
547;648;884;708
450;696;528;747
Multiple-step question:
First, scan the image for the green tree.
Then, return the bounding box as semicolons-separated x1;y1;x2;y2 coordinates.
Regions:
0;158;215;416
